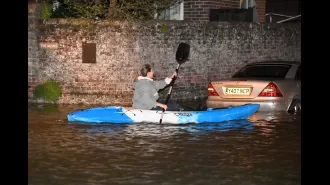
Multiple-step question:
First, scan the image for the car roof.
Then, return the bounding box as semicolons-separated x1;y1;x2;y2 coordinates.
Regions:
247;61;301;65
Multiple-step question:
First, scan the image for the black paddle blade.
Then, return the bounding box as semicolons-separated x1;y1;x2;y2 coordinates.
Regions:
176;43;190;64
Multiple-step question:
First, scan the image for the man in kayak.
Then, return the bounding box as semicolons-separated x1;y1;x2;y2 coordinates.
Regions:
132;64;179;111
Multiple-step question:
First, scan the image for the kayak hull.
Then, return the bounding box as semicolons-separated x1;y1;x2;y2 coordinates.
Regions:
67;104;260;124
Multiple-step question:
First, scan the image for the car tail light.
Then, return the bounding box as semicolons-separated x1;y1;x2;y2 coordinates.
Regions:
258;82;283;97
208;82;219;96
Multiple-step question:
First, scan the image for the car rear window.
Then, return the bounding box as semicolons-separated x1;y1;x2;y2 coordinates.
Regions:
233;64;291;78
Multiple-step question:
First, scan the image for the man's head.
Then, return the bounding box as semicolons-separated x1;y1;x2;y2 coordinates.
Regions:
140;64;154;79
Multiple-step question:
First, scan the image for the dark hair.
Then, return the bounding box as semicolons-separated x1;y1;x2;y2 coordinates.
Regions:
140;64;152;77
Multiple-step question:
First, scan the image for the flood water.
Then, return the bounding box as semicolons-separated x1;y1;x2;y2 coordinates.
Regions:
28;104;301;185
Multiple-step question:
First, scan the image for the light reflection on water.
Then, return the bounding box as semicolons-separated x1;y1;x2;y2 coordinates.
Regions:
28;104;301;185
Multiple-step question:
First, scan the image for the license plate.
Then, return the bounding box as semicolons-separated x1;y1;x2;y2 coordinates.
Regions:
225;88;250;95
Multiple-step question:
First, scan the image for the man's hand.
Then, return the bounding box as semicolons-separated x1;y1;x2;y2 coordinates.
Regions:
170;71;177;79
157;102;168;110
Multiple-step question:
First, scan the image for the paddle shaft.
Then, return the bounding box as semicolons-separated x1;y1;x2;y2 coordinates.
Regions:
159;63;180;124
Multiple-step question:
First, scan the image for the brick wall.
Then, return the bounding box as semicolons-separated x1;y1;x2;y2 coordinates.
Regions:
184;0;266;23
184;0;240;21
256;0;266;23
28;4;301;105
28;2;40;93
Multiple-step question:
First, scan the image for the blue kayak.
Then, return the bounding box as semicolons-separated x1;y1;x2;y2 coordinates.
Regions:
67;104;260;124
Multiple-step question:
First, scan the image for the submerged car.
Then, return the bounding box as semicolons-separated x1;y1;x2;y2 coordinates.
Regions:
206;61;301;112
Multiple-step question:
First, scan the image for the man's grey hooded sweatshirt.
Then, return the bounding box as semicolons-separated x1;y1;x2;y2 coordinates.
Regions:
132;76;172;110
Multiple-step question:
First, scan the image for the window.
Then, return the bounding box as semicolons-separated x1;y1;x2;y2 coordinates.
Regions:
233;64;291;78
155;1;183;20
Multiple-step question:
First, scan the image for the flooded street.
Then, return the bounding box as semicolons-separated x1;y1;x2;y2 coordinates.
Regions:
28;104;301;185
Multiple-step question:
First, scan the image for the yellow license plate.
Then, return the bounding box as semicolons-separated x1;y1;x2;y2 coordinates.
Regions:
225;88;250;95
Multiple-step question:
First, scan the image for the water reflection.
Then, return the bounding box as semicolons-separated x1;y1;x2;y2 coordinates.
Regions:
68;119;256;139
249;111;300;123
184;119;254;134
